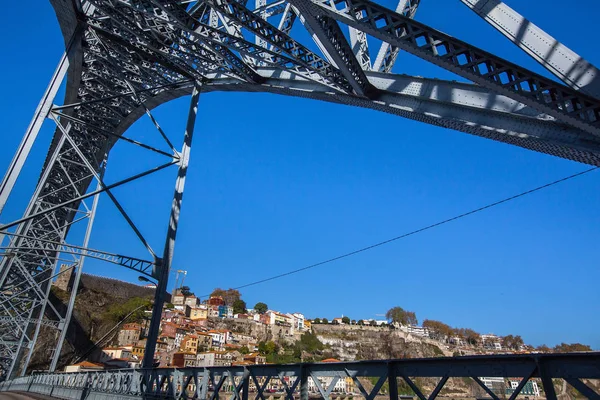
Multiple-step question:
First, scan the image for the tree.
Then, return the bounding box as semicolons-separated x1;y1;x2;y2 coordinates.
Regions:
210;288;241;306
180;286;194;297
405;311;418;326
536;344;551;353
239;346;250;354
313;318;321;324
233;299;247;314
553;343;592;352
357;320;364;326
165;302;175;309
423;319;453;341
332;319;339;325
463;329;480;346
386;306;418;326
254;302;268;314
351;319;356;325
104;297;152;323
502;335;525;350
342;316;350;324
370;320;378;326
322;318;329;324
258;341;279;355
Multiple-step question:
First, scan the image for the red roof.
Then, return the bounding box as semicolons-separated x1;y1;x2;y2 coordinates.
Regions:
72;361;103;368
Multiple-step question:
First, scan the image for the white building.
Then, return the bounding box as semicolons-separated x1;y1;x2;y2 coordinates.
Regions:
407;325;430;338
196;352;216;367
184;295;199;308
308;376;347;393
480;377;505;394
208;330;232;347
287;313;305;333
481;334;502;350
509;380;540;397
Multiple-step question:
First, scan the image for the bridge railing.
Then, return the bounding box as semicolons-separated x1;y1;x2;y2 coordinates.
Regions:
1;353;599;400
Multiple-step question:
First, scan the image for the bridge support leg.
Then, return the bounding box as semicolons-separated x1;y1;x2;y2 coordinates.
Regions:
142;83;201;369
48;177;103;372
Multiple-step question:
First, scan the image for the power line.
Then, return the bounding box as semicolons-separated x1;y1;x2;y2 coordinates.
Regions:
203;167;597;295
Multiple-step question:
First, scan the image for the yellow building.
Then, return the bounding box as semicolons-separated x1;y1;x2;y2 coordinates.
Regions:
132;345;145;360
181;334;199;354
190;307;208;320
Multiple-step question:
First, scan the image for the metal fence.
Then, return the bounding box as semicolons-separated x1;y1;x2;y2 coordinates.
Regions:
1;353;599;400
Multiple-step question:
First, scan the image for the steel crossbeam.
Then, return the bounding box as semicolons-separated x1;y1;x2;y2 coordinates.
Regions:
0;354;598;400
1;0;600;381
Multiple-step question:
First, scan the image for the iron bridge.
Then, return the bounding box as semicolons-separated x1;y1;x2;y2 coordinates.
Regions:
1;354;600;400
0;0;600;383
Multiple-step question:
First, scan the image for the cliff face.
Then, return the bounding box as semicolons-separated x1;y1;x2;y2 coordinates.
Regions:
28;274;154;372
311;324;452;360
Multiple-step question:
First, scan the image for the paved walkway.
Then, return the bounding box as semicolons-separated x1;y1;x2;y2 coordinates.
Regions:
0;392;59;400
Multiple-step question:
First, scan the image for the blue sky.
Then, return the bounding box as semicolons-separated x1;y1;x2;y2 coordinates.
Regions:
1;1;599;349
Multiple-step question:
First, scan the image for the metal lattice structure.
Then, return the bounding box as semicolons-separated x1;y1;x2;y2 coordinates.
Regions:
1;353;600;400
1;0;600;381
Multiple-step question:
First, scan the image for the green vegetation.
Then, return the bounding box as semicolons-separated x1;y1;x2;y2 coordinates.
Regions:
180;286;194;296
553;343;593;352
366;376;422;397
103;297;151;323
232;299;247;314
258;332;332;363
342;316;350;324
253;302;268;314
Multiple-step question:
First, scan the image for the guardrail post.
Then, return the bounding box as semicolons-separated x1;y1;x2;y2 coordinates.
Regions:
300;365;309;400
388;363;398;400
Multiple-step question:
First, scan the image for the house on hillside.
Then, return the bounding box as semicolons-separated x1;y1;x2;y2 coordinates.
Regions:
97;347;131;363
196;351;216;367
206;296;225;306
64;361;104;373
117;325;141;346
243;353;266;365
161;322;178;339
181;334;199;354
185;295;199;308
189;305;208;320
267;311;292;326
481;334;502;350
172;352;197;368
172;293;185;306
407;325;430;338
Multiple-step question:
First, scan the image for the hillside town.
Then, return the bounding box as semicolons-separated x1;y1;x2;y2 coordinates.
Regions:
56;280;592;398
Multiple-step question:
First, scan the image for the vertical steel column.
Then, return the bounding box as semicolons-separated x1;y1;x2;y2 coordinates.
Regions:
300;366;309;400
388;363;398;400
48;177;103;372
142;83;201;369
0;26;81;217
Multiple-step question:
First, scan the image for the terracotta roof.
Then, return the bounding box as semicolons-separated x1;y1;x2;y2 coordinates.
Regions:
232;361;253;366
321;358;341;363
72;361;104;368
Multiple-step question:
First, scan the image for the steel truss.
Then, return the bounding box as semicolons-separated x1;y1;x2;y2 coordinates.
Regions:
1;0;600;381
1;353;600;400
